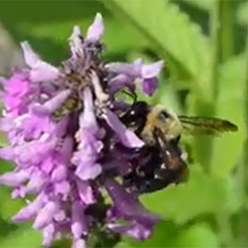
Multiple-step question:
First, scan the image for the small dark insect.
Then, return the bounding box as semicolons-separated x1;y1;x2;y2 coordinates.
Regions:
120;101;238;194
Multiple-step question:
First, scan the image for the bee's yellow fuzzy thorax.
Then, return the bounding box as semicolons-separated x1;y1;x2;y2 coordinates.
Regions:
142;105;183;141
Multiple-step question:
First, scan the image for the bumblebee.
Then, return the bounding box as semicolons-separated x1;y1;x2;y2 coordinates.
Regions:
120;101;238;194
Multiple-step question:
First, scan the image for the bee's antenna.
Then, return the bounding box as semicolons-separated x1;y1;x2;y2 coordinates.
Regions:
122;90;137;105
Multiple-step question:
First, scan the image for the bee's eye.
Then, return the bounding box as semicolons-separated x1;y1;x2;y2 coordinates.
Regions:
160;110;170;121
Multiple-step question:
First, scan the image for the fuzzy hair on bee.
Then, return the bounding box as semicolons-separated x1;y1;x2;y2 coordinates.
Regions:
141;105;183;143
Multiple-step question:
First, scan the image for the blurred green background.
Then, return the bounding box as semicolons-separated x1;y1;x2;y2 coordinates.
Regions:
0;0;247;247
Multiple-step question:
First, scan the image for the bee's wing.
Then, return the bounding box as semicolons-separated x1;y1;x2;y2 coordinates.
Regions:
178;116;238;136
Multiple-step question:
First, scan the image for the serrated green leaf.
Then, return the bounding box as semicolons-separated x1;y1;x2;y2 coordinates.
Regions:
104;0;211;96
210;55;246;178
140;166;240;223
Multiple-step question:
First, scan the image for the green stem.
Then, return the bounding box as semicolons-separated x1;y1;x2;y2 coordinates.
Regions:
239;22;248;248
219;0;235;61
210;1;235;247
194;0;223;171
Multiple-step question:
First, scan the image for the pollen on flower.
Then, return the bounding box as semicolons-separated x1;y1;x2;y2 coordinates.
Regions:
0;12;164;248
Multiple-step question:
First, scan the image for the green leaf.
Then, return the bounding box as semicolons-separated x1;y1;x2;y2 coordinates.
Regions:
0;159;25;220
140;166;241;224
181;0;214;11
210;55;246;178
237;1;248;25
176;222;219;248
0;226;41;248
121;221;219;248
104;0;211;93
0;186;25;220
0;131;8;147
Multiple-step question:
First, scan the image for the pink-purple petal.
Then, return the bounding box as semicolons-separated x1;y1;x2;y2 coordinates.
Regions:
33;201;60;229
86;13;104;42
77;180;96;205
107;222;152;240
21;41;59;82
72;239;87;248
12;193;46;221
109;74;136;94
21;41;40;67
75;161;102;180
30;61;60;82
105;61;142;78
51;165;67;182
31;89;71;116
141;77;158;96
0;170;29;187
71;202;88;239
141;60;164;78
25;173;47;194
103;109;144;148
42;223;56;247
80;87;98;131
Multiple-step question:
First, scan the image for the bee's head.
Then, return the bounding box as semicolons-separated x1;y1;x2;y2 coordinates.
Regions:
156;108;182;140
127;101;149;118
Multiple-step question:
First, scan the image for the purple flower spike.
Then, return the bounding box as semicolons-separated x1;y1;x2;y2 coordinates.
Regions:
86;13;104;42
0;12;166;248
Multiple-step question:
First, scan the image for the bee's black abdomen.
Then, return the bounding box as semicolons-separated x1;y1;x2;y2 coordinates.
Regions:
122;141;188;194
